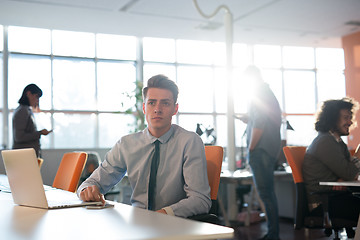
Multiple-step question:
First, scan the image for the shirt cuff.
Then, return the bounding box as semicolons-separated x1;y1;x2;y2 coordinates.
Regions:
162;207;174;216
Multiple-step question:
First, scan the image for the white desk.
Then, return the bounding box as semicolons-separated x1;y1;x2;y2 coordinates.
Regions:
0;175;234;240
319;181;360;187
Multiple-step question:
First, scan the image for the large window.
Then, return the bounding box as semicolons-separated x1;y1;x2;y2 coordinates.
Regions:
0;25;346;152
4;26;137;149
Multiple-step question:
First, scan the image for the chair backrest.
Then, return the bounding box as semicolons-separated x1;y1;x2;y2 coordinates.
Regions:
283;146;307;184
79;151;101;186
283;146;312;229
204;146;224;200
52;152;88;192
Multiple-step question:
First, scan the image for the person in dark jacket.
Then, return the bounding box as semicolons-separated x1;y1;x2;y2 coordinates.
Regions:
303;98;360;226
12;84;52;157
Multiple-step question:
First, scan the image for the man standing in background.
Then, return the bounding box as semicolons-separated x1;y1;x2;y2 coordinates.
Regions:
239;66;282;240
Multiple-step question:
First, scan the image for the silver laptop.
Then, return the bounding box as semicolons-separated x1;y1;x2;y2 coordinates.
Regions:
1;148;102;209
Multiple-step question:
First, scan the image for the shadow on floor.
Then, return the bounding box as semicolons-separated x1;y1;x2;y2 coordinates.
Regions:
221;217;353;240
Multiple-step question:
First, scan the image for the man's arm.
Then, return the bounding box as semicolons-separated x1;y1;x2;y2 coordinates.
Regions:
166;134;211;218
317;137;359;181
249;127;263;151
236;114;249;124
76;142;127;200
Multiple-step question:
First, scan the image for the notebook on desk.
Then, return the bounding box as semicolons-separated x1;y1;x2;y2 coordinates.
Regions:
1;148;102;209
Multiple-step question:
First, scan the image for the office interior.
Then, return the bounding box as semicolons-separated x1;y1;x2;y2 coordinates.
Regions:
0;0;360;232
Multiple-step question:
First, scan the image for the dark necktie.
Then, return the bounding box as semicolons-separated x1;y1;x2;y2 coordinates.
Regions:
148;140;160;210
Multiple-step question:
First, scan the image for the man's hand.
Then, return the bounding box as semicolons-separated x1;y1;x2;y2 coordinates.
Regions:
235;114;249;124
80;185;105;204
156;209;167;214
40;129;52;136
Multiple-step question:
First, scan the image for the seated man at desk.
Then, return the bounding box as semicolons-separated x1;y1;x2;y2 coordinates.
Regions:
303;97;360;223
77;74;211;218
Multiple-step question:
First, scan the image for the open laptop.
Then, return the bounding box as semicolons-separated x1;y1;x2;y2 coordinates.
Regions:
1;148;102;209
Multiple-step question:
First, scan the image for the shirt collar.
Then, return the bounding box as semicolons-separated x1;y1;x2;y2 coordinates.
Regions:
145;125;175;144
329;131;342;143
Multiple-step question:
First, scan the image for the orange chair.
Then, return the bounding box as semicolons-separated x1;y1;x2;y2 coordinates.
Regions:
349;149;355;156
205;145;224;201
188;146;223;224
52;152;88;193
283;146;356;239
283;146;307;184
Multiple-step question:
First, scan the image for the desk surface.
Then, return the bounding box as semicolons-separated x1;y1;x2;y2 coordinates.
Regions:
319;181;360;187
0;175;233;240
220;169;292;182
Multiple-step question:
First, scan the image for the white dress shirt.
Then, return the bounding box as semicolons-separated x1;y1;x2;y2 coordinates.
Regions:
77;124;211;217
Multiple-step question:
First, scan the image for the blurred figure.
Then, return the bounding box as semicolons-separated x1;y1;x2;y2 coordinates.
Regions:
12;84;52;157
239;66;282;240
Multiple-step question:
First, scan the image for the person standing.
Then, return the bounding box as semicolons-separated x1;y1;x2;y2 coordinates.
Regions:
12;84;52;157
239;66;282;240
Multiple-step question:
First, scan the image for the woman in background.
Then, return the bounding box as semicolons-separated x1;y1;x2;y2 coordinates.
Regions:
12;84;52;157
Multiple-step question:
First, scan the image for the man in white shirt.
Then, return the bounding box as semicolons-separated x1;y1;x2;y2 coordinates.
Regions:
78;74;211;218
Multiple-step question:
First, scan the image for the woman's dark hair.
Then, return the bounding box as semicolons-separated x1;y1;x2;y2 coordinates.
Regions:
142;74;179;103
18;84;43;106
315;97;358;132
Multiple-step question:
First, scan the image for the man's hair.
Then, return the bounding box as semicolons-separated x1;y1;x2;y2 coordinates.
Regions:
18;84;43;106
315;97;358;132
142;74;179;103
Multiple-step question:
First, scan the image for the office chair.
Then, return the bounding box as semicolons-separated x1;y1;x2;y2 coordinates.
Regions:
349;149;355;156
78;151;101;186
188;146;224;225
283;146;356;240
52;152;88;193
205;146;223;202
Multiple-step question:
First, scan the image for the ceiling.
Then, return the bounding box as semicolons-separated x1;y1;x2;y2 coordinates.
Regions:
0;0;360;48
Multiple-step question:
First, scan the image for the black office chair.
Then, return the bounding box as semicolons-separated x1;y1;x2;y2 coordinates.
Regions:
283;146;357;240
79;151;101;185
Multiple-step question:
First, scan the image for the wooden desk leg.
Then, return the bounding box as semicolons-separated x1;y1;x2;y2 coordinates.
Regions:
245;183;256;226
227;184;238;222
217;196;230;226
245;182;266;226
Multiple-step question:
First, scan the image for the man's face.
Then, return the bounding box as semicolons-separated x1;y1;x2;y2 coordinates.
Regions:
143;88;178;137
334;109;353;136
